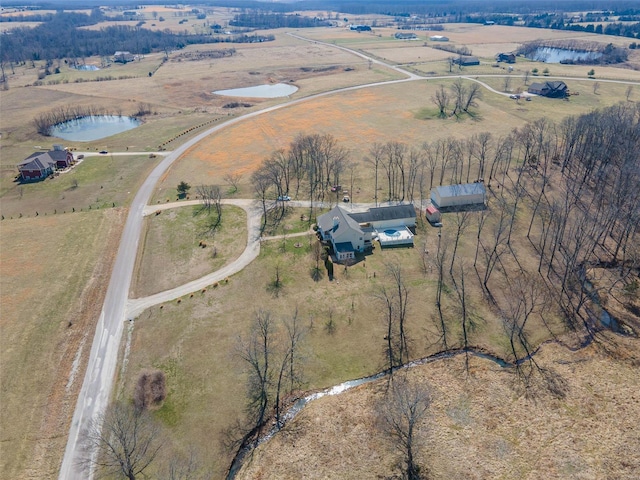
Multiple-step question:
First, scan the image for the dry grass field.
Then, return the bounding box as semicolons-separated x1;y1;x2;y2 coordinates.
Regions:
157;76;630;198
301;24;640;78
0;210;125;478
236;334;640;480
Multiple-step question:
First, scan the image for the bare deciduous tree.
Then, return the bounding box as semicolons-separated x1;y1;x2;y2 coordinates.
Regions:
463;82;482;113
223;171;243;194
434;230;449;349
80;402;163;480
161;448;210;480
432;84;449;118
196;184;220;215
450;78;467;117
377;263;411;373
500;273;545;383
237;310;274;439
502;75;512;93
377;376;431;480
251;169;272;231
365;143;384;206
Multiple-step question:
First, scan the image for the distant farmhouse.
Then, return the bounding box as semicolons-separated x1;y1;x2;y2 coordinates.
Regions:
496;52;516;63
431;183;486;209
317;204;416;261
429;35;449;41
455;55;480;66
17;146;75;182
113;51;135;63
350;24;371;32
394;32;418;40
528;81;568;98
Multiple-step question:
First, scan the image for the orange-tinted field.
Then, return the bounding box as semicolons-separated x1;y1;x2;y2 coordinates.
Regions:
156;78;612;198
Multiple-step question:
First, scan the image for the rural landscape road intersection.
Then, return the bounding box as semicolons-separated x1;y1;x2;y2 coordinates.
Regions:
57;34;640;479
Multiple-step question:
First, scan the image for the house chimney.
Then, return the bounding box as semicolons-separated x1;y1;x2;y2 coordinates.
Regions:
332;216;339;230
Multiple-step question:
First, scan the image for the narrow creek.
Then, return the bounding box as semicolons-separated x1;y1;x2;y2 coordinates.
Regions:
225;346;550;479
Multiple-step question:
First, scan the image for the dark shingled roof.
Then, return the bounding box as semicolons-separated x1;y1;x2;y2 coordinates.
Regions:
18;150;68;169
349;204;416;224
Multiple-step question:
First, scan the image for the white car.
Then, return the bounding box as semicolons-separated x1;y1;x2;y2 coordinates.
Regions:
277;195;291;201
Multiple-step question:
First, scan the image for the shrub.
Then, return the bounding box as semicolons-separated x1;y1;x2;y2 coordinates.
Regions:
134;370;166;411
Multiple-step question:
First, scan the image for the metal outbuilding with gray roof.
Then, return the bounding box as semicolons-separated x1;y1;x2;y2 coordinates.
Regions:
431;183;486;208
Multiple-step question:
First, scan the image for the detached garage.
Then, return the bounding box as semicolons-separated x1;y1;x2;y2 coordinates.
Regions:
431;183;486;208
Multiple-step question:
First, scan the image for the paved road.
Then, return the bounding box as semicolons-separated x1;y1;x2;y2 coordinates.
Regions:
58;31;640;479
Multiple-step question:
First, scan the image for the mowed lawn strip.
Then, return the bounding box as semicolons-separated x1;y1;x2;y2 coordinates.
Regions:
0;209;125;478
132;204;247;298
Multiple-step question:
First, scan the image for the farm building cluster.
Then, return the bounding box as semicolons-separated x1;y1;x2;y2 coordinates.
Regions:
316;183;487;261
16;145;76;182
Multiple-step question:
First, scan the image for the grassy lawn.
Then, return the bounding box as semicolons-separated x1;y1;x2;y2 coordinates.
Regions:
0;210;125;478
0;154;160;218
132;204;247;297
260;206;328;237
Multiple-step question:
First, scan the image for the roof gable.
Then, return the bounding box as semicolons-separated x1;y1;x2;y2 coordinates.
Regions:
317;205;363;237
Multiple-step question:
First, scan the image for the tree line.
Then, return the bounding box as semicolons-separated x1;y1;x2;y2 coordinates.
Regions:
229;12;332;29
0;11;273;65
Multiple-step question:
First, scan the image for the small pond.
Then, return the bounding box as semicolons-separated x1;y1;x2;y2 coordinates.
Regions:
50;115;141;142
213;83;298;98
73;65;100;71
527;47;602;64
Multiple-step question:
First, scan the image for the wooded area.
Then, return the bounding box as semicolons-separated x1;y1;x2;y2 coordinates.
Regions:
251;104;639;385
0;10;273;64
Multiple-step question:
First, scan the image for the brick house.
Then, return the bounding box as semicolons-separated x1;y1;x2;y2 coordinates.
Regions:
17;148;74;182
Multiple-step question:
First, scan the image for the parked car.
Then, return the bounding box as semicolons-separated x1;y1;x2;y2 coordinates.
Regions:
342;195;350;203
509;94;519;99
277;195;291;201
99;150;108;154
